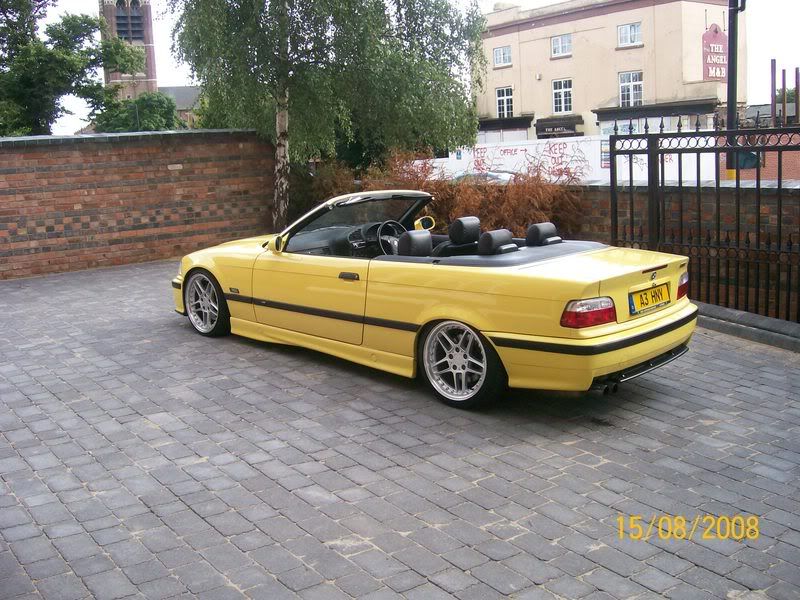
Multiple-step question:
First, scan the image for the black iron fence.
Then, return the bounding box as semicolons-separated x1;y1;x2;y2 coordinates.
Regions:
609;121;800;323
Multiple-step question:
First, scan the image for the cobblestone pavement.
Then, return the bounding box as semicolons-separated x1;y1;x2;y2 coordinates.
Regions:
1;260;799;600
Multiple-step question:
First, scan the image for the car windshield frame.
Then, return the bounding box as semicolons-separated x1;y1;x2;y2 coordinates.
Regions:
282;192;431;244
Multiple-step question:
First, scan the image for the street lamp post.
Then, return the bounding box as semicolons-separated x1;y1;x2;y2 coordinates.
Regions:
726;0;746;168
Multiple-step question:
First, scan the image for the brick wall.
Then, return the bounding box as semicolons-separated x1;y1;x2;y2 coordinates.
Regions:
0;130;274;279
576;183;800;245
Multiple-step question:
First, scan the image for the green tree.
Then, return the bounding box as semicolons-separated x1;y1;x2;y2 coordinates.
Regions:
171;0;484;227
95;91;184;132
776;88;796;103
0;2;143;136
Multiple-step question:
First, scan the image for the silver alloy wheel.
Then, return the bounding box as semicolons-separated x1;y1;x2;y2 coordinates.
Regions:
423;321;487;402
186;272;219;334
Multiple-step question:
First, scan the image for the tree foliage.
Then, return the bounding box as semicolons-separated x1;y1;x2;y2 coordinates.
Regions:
776;88;796;103
175;0;485;161
0;0;143;136
95;91;184;133
171;0;485;224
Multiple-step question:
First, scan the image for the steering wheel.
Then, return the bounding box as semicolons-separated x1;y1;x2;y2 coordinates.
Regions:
376;220;407;255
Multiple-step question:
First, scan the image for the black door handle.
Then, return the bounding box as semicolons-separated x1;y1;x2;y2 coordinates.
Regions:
339;272;360;281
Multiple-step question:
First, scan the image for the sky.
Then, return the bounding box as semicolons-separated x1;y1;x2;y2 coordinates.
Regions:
46;0;800;135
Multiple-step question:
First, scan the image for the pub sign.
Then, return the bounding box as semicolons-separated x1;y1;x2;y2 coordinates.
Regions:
702;24;728;81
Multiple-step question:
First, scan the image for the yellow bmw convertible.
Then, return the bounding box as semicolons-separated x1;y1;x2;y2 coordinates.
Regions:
172;190;697;407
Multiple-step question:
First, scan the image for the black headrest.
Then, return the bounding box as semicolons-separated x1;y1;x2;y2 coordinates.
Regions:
526;222;562;246
478;229;516;255
397;230;432;257
449;216;480;245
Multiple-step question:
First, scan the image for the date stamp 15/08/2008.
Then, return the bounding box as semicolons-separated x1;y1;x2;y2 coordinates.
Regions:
617;514;760;541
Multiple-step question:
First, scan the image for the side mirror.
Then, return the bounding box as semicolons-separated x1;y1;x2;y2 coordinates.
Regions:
271;235;283;252
414;216;436;231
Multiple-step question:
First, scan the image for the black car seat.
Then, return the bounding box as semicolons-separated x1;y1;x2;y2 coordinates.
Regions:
431;216;481;257
478;229;519;255
526;222;563;246
397;230;433;256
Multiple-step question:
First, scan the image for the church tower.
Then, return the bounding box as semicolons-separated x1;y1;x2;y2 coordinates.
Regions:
100;0;158;98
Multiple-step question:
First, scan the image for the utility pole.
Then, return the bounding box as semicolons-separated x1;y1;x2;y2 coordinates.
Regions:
725;0;745;169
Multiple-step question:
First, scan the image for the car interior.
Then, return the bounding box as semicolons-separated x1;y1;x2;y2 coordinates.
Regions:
285;215;567;258
282;198;607;267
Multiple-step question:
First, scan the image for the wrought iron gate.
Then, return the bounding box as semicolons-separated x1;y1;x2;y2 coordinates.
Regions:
609;122;800;323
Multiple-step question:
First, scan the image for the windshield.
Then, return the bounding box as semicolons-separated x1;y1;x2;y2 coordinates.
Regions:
294;197;419;235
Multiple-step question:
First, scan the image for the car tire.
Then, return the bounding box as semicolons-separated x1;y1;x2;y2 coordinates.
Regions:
184;269;231;337
419;320;507;408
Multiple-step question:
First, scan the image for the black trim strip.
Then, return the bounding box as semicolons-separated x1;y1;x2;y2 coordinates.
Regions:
226;293;256;305
224;293;420;332
254;297;364;325
172;280;182;289
490;308;698;356
363;316;420;332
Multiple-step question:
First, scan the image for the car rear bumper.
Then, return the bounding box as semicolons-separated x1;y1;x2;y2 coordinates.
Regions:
487;303;698;391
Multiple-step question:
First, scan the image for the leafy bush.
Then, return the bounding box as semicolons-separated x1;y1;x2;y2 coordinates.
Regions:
287;161;358;223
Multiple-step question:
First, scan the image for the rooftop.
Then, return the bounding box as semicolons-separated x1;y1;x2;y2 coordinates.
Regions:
158;86;202;111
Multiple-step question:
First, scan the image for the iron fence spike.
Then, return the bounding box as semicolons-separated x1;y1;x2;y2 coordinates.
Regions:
695;114;701;131
677;117;682;132
659;116;664;133
613;119;618;135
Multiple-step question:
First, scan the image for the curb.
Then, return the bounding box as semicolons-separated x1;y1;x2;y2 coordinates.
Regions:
695;301;800;353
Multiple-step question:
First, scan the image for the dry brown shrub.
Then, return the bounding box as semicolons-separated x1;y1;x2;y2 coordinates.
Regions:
288;151;583;237
361;151;583;237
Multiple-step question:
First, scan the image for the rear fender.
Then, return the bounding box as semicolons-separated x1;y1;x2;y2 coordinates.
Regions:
413;307;500;377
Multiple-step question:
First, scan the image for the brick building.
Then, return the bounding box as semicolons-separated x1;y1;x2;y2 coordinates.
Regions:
99;0;158;99
478;0;747;142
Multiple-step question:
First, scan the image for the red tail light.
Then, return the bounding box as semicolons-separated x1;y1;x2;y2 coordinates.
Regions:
677;271;689;299
560;297;617;328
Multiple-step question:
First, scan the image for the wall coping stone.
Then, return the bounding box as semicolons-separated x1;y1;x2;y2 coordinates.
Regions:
0;128;260;149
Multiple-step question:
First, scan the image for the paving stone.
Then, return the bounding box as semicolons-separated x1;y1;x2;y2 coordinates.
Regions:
470;561;531;595
34;573;88;600
274;565;324;592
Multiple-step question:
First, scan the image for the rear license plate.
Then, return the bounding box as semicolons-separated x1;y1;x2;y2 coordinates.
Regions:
629;284;670;315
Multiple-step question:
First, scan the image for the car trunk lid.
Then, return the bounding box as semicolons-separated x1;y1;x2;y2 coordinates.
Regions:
592;248;687;323
520;246;688;325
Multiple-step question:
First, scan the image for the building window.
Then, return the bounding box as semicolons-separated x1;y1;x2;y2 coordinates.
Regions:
116;0;144;43
617;22;641;47
493;46;512;67
551;34;572;58
619;71;643;107
496;87;513;118
552;79;572;114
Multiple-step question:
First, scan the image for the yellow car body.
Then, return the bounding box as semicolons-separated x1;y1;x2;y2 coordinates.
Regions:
173;190;696;397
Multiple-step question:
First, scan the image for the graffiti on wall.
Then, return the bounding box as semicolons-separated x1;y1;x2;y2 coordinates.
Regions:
454;139;593;184
424;135;718;185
